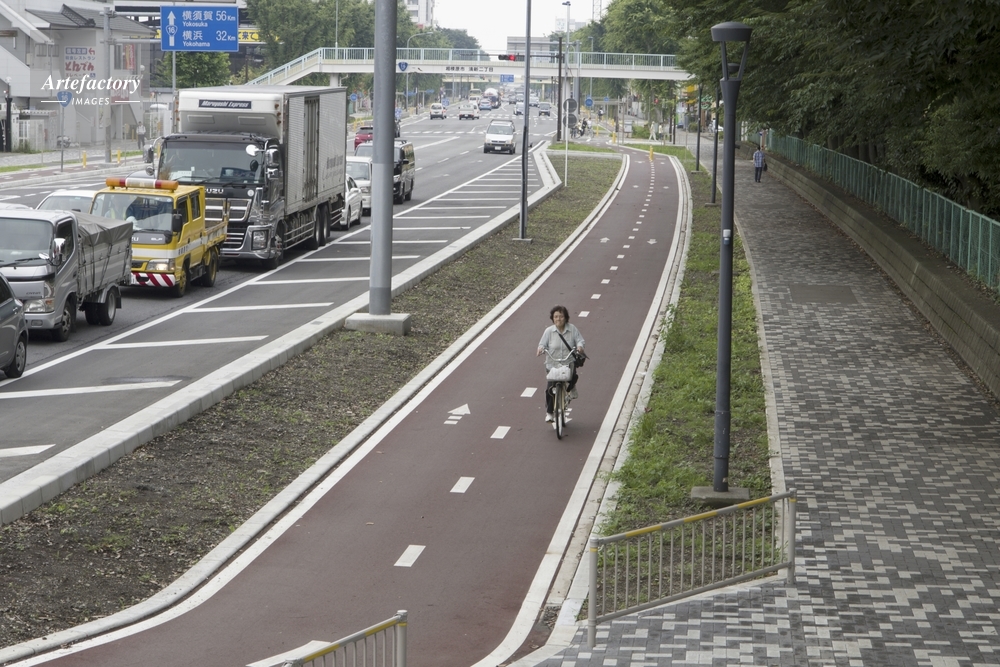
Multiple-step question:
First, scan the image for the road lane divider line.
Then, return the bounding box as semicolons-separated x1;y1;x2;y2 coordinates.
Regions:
0;445;56;458
490;426;511;439
192;304;334;312
521;387;537;398
299;255;419;262
0;381;182;400
578;311;589;317
253;277;369;285
394;545;426;567
103;337;266;349
388;226;474;230
450;477;474;493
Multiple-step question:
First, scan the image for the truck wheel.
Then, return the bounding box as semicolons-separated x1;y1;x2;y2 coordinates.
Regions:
306;209;326;250
262;224;285;270
97;287;118;326
2;334;26;378
172;263;190;298
196;249;219;287
50;297;75;342
84;303;100;325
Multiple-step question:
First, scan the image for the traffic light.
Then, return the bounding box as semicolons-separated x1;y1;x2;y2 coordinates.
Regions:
497;54;524;61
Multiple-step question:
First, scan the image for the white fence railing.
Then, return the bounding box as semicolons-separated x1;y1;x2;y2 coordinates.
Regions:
278;611;407;667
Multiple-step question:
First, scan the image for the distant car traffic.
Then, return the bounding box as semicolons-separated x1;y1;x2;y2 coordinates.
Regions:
514;102;525;116
538;102;552;117
529;94;539;107
353;119;402;149
0;272;27;378
484;120;517;154
478;98;492;111
36;190;98;212
458;102;480;120
429;103;446;119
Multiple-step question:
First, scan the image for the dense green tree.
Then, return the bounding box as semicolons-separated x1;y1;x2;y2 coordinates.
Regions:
151;52;232;88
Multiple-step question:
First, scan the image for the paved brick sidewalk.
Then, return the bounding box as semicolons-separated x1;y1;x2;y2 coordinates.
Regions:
530;155;1000;666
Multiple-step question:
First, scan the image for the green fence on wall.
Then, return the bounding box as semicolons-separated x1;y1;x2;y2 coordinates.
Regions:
765;134;1000;295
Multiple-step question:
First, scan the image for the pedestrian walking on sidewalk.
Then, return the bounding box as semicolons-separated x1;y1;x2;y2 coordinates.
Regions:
137;123;146;150
753;146;766;182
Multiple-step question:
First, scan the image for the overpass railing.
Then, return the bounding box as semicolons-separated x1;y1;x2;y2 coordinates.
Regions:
280;611;407;667
587;491;797;648
767;134;1000;295
250;48;679;85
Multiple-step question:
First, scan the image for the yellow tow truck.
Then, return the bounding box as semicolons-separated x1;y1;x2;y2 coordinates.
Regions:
92;177;227;297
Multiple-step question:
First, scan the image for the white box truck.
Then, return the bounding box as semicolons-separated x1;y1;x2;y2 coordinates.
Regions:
0;211;132;341
151;85;347;269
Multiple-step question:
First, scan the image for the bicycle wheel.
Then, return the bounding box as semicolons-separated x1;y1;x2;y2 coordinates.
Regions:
554;383;565;439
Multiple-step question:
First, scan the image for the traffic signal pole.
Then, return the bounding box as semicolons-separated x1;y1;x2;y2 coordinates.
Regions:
556;36;563;142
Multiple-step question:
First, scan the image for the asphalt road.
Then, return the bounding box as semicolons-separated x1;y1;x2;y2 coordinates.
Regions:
0;105;557;485
5;147;687;667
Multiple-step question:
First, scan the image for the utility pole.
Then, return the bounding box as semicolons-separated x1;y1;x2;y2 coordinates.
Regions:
104;7;113;164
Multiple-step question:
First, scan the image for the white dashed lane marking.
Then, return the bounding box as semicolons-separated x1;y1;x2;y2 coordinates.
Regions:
521;387;537;398
491;426;511;439
394;545;426;567
451;477;475;493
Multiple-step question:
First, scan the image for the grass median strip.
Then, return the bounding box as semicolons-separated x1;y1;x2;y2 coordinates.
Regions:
601;146;770;536
0;155;623;649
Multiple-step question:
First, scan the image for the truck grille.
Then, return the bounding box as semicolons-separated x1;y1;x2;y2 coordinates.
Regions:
224;221;249;252
206;197;252;224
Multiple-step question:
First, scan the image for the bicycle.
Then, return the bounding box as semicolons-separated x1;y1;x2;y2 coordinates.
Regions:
544;350;575;439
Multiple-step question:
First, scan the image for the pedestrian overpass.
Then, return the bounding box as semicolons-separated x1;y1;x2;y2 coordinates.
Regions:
249;47;690;86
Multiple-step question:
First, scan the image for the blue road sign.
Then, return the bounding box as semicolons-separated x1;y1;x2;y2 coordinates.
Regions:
585;97;593;107
161;6;238;52
398;62;408;72
500;74;515;83
350;93;358;102
604;96;610;102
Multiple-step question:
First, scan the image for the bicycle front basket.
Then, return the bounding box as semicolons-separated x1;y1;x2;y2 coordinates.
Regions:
546;365;573;382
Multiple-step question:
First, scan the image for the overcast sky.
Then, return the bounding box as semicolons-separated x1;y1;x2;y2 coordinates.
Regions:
433;0;592;52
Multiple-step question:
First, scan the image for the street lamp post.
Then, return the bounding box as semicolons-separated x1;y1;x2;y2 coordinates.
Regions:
4;77;11;152
562;0;571;182
706;21;752;500
405;31;433;114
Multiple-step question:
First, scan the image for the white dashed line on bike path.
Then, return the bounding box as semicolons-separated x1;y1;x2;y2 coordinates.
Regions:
450;477;475;493
394;545;426;567
491;426;511;439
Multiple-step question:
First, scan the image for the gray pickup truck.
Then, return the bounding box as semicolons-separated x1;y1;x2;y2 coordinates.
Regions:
0;210;132;341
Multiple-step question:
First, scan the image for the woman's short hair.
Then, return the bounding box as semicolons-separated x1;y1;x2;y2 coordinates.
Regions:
550;305;570;322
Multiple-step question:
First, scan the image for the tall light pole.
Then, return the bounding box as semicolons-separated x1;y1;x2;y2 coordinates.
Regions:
707;21;751;501
588;35;594;112
562;1;571;103
518;0;532;240
405;30;434;114
335;0;339;51
4;77;11;152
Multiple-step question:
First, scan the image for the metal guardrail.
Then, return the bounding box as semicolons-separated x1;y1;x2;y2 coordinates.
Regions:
587;491;797;648
282;611;407;667
249;48;680;86
766;134;1000;295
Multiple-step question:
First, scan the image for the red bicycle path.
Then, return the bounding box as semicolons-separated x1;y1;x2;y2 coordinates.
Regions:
21;150;684;667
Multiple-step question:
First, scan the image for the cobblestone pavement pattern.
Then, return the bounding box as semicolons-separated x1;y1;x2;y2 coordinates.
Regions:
533;153;1000;666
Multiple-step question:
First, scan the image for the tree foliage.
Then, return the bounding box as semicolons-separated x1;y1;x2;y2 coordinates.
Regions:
151;52;232;88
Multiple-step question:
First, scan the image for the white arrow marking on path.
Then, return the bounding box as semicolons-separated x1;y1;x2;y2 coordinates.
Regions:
600;237;609;243
648;239;657;244
450;404;471;416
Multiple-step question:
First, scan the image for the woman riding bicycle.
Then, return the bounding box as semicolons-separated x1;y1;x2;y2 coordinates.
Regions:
536;305;586;422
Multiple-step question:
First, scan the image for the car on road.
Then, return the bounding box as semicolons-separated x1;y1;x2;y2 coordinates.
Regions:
36;189;98;213
514;102;525;116
355;140;416;203
344;175;363;227
478;98;492;112
458;102;479;120
0;272;27;379
529;94;539;107
353;119;401;149
484;120;517;154
429;102;446;119
346;156;372;214
538;102;552;117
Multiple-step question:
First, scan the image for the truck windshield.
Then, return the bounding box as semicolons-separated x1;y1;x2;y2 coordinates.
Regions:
0;218;51;264
92;193;174;232
158;142;264;184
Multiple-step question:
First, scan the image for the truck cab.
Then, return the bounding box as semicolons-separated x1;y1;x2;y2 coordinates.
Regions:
92;177;225;298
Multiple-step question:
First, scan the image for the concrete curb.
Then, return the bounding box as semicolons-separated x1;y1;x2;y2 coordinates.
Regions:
0;145;623;664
